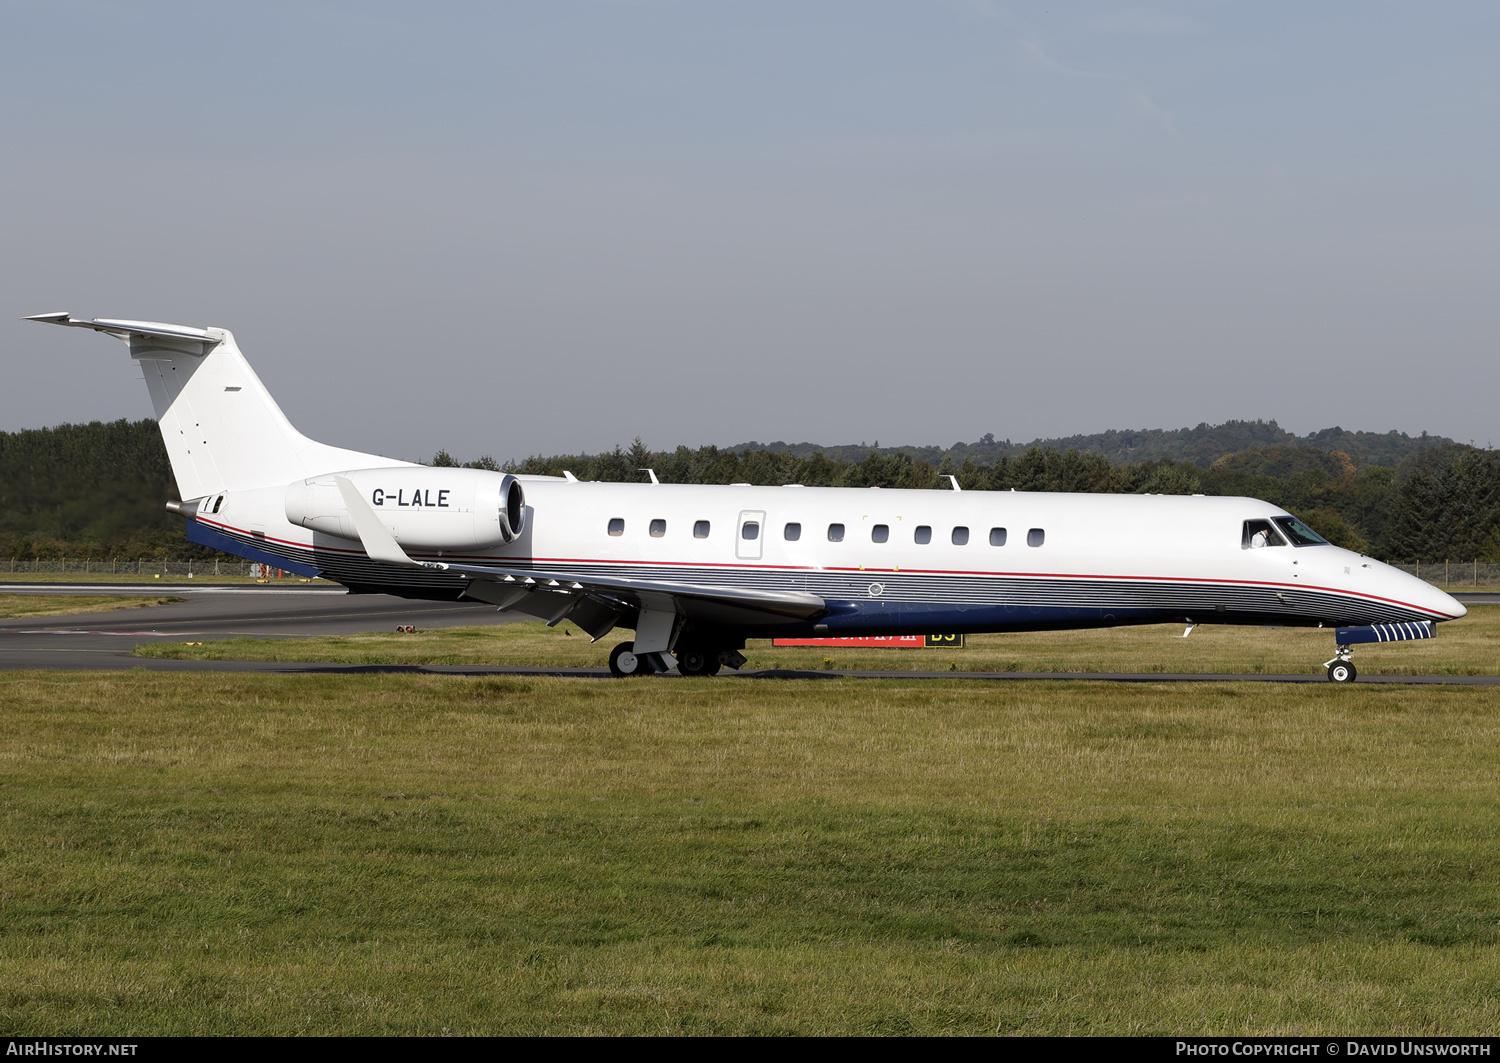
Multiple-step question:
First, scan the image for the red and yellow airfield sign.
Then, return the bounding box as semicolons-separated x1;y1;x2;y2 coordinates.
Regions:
773;634;964;648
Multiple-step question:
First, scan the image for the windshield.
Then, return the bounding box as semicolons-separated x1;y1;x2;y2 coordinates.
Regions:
1274;515;1329;546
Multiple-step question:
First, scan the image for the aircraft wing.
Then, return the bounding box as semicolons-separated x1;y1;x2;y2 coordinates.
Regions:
451;561;827;639
332;476;825;640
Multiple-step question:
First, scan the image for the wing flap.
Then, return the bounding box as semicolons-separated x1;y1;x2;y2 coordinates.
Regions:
452;559;824;642
449;560;826;621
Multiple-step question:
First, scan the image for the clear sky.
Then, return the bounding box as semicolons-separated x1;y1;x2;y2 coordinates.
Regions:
2;1;1496;462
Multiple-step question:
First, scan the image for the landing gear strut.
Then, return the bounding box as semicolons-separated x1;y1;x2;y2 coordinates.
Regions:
1324;645;1357;684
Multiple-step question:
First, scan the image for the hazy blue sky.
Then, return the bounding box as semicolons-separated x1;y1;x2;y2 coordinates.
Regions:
3;1;1496;462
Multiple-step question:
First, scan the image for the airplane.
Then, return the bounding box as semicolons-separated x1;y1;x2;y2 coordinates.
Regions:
27;312;1467;682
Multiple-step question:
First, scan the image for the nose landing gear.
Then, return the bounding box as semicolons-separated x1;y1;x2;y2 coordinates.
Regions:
1322;621;1435;683
1326;641;1362;683
1324;646;1357;684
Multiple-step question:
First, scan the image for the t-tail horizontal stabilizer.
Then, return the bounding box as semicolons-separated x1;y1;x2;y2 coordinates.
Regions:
26;312;415;499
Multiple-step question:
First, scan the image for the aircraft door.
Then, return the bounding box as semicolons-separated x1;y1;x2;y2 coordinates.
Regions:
736;510;766;561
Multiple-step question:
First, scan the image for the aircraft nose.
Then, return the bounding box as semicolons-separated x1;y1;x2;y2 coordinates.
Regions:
1402;568;1467;620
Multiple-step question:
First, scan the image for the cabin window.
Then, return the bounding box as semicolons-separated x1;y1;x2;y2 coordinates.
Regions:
989;527;1007;546
694;520;710;539
914;525;932;544
784;522;801;541
1027;528;1045;547
742;521;760;541
1242;519;1286;549
649;519;666;538
951;526;969;546
828;523;845;542
872;524;889;543
608;518;625;536
1274;515;1329;547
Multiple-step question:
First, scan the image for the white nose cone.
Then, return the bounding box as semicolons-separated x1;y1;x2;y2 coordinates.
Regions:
1434;585;1468;621
1391;564;1467;621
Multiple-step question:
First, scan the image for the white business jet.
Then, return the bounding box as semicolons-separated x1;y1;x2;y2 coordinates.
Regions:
28;313;1466;682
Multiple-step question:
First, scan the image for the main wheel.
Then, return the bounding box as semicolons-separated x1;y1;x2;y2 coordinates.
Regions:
609;641;645;677
677;650;722;676
1327;661;1357;684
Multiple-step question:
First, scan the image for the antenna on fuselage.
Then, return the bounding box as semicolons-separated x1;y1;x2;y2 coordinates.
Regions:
640;469;660;485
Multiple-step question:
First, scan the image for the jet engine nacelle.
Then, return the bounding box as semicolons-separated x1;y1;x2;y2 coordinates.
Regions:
284;467;527;552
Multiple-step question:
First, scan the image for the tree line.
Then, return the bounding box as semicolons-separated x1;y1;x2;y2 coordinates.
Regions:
2;420;1495;562
732;420;1453;471
0;419;212;562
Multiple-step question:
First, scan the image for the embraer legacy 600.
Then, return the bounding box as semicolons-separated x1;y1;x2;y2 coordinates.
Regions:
29;313;1466;681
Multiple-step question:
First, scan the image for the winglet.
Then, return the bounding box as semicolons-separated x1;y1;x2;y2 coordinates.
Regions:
334;475;446;569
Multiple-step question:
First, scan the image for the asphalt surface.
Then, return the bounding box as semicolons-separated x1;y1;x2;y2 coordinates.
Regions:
1;583;1495;684
0;583;522;671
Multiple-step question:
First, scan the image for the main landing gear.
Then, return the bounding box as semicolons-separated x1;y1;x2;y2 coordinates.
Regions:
608;641;667;677
607;642;747;677
675;649;721;677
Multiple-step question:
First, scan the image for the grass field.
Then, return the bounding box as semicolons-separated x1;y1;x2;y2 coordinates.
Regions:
3;671;1500;1034
0;595;178;620
136;604;1500;676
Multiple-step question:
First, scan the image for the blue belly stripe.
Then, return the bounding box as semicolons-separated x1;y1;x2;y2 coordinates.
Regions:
1335;621;1435;645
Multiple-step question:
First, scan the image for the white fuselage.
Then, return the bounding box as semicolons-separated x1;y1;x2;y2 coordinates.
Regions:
195;477;1465;635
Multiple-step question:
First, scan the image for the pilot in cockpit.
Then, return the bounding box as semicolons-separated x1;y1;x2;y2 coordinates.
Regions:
1243;519;1280;549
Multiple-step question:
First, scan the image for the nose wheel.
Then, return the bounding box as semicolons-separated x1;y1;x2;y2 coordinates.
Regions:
1323;646;1357;683
1326;660;1357;683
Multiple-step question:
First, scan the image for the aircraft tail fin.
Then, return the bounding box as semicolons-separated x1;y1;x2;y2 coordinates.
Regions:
26;313;411;499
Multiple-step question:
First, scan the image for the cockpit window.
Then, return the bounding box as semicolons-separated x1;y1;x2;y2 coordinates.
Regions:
1242;519;1286;549
1274;515;1329;546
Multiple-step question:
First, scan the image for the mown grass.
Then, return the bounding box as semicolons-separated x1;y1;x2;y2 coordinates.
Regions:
0;595;178;620
136;604;1500;676
2;672;1500;1034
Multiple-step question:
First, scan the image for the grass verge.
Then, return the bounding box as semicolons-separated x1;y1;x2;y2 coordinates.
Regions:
0;595;179;620
136;605;1500;676
2;672;1499;1034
